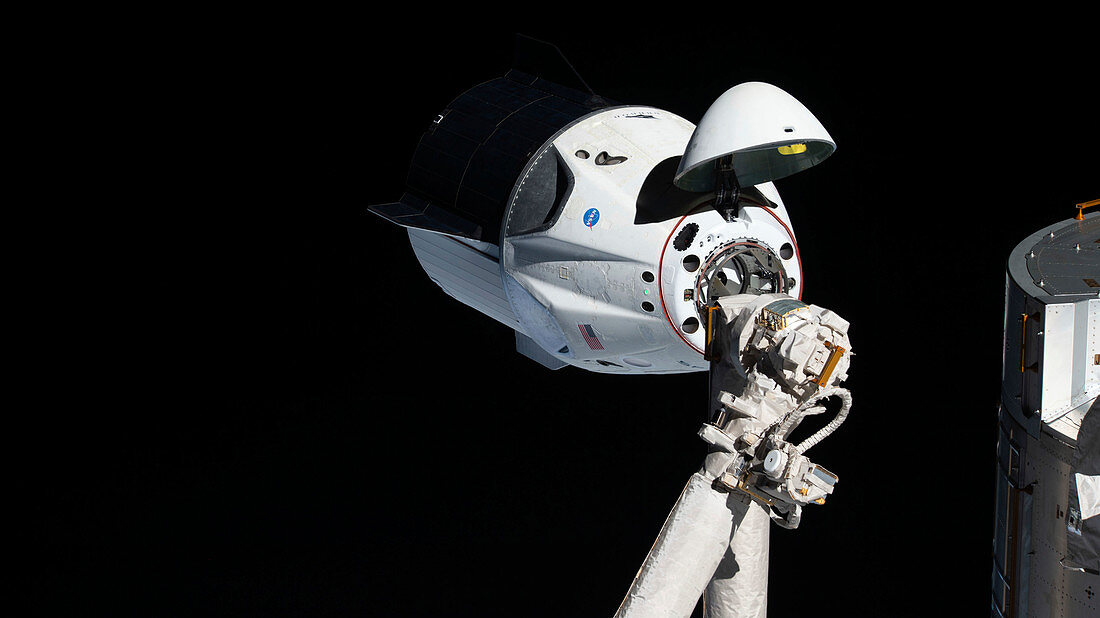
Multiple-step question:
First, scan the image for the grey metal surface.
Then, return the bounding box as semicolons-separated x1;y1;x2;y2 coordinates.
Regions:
407;229;520;330
514;332;567;370
1010;212;1099;298
1067;400;1099;573
367;193;483;239
1023;426;1099;616
1002;212;1100;437
502;144;574;237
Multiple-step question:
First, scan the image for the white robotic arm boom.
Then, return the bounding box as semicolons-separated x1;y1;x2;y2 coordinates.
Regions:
616;294;854;618
701;293;853;529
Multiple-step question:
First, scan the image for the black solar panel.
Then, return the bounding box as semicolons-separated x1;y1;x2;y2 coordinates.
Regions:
398;72;613;242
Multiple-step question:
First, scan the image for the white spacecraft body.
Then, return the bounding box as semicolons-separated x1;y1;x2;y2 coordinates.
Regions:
376;75;833;374
369;51;844;618
993;211;1099;617
500;100;810;373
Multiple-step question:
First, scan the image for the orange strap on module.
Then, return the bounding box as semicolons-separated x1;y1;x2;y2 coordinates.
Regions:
814;341;846;387
704;304;722;362
1019;312;1040;372
1075;198;1100;220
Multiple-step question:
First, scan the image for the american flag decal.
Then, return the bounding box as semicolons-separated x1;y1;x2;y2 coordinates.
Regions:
579;324;604;350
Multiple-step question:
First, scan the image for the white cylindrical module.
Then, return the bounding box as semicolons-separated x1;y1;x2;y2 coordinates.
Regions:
992;211;1099;617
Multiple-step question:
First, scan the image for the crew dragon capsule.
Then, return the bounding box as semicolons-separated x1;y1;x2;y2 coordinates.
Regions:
368;56;835;375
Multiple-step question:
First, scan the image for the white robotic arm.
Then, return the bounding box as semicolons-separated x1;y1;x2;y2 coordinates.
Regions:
367;50;846;616
616;293;854;618
703;293;853;529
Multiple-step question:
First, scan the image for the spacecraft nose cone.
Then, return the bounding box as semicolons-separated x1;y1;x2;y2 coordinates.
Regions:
674;82;835;192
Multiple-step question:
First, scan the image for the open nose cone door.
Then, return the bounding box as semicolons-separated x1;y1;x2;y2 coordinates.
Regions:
674;82;836;192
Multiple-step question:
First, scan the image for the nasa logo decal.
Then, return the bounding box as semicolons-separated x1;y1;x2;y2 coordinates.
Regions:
583;208;600;228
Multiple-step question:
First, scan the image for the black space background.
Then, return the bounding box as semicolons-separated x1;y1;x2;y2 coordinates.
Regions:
23;20;1100;618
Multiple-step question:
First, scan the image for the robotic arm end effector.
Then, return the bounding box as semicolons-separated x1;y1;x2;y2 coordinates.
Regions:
700;293;854;529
